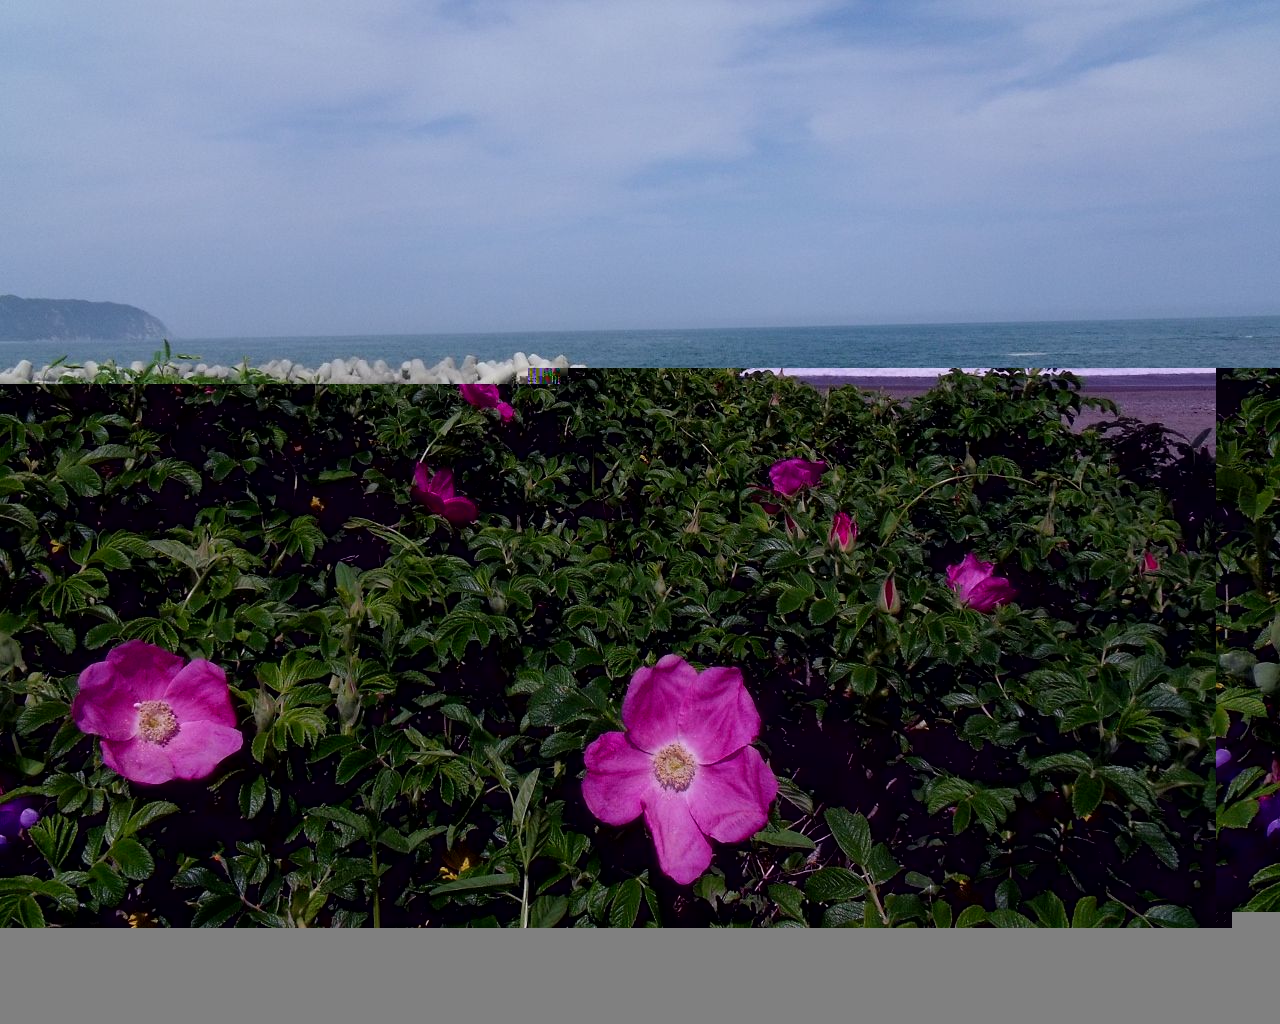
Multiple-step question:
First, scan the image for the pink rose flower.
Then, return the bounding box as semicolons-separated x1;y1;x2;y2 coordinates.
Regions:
828;511;857;551
411;463;478;524
71;640;243;785
1143;551;1159;573
582;654;778;885
459;383;514;423
768;458;827;497
946;553;1015;612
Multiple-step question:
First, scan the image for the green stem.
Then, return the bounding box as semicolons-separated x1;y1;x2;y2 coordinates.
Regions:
371;843;381;928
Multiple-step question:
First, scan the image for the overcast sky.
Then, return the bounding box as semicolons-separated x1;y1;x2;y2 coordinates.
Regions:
1;0;1276;337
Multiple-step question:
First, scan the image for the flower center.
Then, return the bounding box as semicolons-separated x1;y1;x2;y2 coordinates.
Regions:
652;742;697;791
134;700;179;745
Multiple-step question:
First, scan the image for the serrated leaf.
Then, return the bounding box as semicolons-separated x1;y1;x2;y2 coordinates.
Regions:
1145;904;1197;927
805;867;867;903
753;827;816;850
768;883;806;922
1072;772;1104;817
109;838;155;881
808;598;838;626
610;878;643;928
825;807;872;866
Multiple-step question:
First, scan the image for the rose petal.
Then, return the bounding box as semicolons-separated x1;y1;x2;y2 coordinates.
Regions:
582;731;655;826
441;496;478;524
101;737;177;785
678;665;761;764
107;640;184;701
946;553;991;594
428;467;455;498
622;654;695;753
164;660;238;728
412;462;431;494
966;576;1015;612
161;720;244;780
686;747;778;843
460;384;500;408
642;789;713;885
72;666;144;741
496;402;515;423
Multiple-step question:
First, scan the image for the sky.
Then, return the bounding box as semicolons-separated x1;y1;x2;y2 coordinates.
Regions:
1;0;1276;337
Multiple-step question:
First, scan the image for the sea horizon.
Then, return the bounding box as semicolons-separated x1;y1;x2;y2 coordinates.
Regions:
1;313;1273;371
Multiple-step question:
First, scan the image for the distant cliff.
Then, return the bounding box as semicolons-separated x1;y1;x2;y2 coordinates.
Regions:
0;294;169;341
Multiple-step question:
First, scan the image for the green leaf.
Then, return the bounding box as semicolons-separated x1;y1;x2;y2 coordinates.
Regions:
1071;896;1100;928
610;878;643;928
1027;892;1069;928
16;700;69;736
821;901;866;927
805;867;867;903
513;769;540;830
241;776;268;819
768;883;806;923
0;504;38;532
109;838;156;881
335;748;378;784
125;801;179;837
1225;766;1266;805
808;598;838;626
26;815;77;870
1218;799;1258;829
776;587;808;616
1144;904;1197;928
530;894;568;928
987;908;1036;927
825;807;872;866
310;805;372;839
752;827;816;850
431;873;516;895
1071;772;1104;817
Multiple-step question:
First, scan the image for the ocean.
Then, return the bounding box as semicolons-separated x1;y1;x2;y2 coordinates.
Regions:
2;315;1276;371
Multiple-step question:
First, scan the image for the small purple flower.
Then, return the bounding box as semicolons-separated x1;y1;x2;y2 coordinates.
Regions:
0;798;40;846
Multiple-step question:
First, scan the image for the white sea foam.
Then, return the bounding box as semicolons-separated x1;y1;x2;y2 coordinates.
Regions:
0;353;583;384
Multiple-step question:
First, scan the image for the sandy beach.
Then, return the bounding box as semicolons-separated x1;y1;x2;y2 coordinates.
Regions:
795;372;1216;452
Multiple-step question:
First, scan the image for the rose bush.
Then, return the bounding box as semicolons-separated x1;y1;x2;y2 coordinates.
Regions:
1215;369;1280;915
0;368;1211;926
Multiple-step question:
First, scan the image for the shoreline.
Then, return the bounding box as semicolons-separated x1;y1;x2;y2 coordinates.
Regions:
795;372;1216;450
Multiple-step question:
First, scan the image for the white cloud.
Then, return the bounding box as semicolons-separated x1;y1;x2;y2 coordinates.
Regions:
0;0;1275;332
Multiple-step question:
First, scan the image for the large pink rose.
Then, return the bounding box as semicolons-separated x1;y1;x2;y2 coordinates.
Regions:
458;384;514;423
582;654;778;885
946;553;1015;612
71;640;243;785
768;458;827;497
410;463;478;524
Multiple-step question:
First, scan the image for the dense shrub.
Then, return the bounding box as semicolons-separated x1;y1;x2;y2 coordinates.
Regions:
0;369;1212;927
1215;368;1280;915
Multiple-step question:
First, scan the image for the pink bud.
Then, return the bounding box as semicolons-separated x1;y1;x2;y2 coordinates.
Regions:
828;511;857;552
878;575;900;615
1142;551;1159;573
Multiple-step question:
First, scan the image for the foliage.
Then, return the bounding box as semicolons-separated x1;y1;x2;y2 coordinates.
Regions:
0;369;1212;926
1215;368;1280;917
